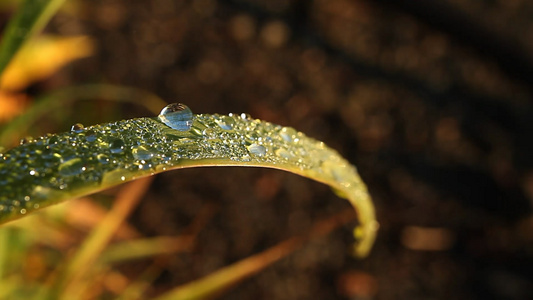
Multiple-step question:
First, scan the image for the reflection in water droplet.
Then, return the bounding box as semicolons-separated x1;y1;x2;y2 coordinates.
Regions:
158;103;194;131
248;143;266;156
58;158;85;176
109;138;125;153
132;145;154;160
71;123;84;133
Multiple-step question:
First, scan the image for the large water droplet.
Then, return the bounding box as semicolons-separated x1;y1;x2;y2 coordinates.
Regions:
58;158;86;176
248;143;266;157
158;103;194;131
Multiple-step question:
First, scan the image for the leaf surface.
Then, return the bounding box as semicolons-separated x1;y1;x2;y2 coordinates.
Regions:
0;110;377;256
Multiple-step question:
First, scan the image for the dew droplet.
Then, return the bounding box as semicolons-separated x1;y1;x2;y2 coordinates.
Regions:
109;138;125;153
275;148;293;159
158;103;194;131
85;129;97;142
71;123;84;133
280;127;296;142
248;143;266;157
202;128;216;138
217;116;236;130
58;158;86;176
132;145;154;160
97;153;110;163
102;169;130;185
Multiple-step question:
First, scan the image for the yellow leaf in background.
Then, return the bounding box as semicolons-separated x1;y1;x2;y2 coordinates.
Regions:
0;90;29;122
0;35;94;91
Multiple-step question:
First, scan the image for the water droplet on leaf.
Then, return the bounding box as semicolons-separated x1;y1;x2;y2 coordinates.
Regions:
132;145;154;160
97;154;110;163
158;103;194;131
275;148;293;159
109;138;125;153
240;113;252;120
71;123;84;133
217;116;235;130
58;158;86;176
280;127;296;142
85;129;97;142
248;143;266;156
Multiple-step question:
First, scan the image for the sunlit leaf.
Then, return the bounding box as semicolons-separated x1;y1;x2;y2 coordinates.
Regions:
0;105;378;257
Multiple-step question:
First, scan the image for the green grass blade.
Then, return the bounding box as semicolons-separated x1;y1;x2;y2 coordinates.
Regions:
0;0;66;76
55;177;153;299
99;236;193;265
0;109;378;257
153;209;356;300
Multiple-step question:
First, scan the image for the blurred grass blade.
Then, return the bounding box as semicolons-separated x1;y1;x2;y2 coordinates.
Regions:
99;236;194;265
153;209;356;300
0;228;9;280
0;0;66;76
0;275;21;298
0;35;94;91
52;177;153;299
117;259;170;300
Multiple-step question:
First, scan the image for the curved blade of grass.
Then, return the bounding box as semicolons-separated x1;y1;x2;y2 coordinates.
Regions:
0;110;378;257
153;209;356;300
0;0;66;75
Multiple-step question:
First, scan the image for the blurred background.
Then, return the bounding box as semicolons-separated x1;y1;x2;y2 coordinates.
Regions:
1;0;533;299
